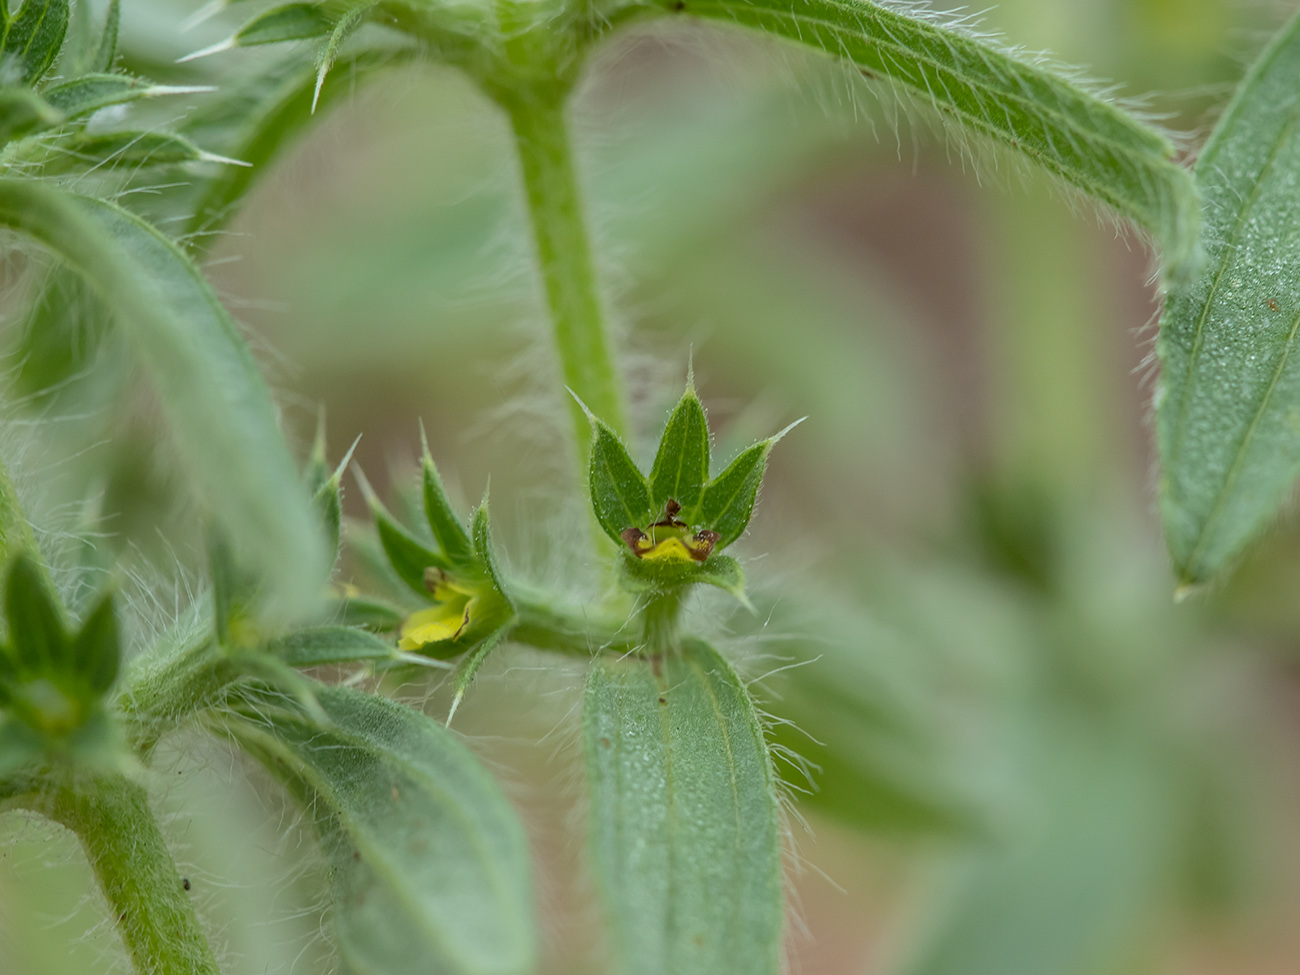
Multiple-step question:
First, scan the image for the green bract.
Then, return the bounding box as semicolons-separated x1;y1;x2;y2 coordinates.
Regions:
0;553;121;773
585;385;797;597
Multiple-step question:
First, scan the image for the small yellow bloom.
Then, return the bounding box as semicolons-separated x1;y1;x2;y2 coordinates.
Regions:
398;577;475;651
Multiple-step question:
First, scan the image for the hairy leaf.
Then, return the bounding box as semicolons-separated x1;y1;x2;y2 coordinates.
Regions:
42;74;205;121
226;684;538;975
70;591;120;695
647;0;1200;273
265;625;397;666
588;418;652;544
358;474;451;596
5;553;68;674
699;442;770;548
0;87;59;148
1157;9;1300;587
0;183;330;620
46;130;209;169
583;638;783;975
422;440;473;568
649;386;709;518
235;3;333;46
182;50;399;242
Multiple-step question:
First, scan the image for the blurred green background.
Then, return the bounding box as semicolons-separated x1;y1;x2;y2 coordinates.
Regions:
5;0;1300;972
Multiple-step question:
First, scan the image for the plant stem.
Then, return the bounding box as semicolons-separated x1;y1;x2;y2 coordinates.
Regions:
503;89;627;461
642;589;684;655
40;773;220;975
118;638;233;759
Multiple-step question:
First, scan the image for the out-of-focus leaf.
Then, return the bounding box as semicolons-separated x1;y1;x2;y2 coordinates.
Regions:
265;625;397;666
583;638;782;975
0;181;329;622
5;553;68;674
1157;9;1300;588
70;591;120;695
45;130;211;170
636;0;1200;275
896;711;1174;975
234;3;334;46
42;74;207;120
182;49;400;242
226;683;537;975
0;87;60;147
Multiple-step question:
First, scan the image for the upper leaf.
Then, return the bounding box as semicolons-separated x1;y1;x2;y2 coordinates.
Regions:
588;417;653;545
422;434;473;568
225;683;538;975
4;553;68;674
649;385;709;517
1156;8;1300;587
235;3;334;45
642;0;1200;276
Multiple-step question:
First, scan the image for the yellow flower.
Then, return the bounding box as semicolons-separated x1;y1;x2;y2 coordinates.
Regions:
398;575;476;651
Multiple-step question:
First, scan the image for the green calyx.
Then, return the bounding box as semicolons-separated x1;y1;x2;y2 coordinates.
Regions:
585;383;798;599
0;552;122;771
360;435;513;661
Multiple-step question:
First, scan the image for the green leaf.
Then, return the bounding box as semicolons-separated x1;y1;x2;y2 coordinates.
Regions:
421;434;473;568
0;86;59;148
357;471;451;597
0;182;330;622
2;0;69;84
648;0;1200;275
235;2;333;46
226;683;538;975
311;1;371;110
472;496;510;600
1157;9;1300;588
46;130;211;170
328;592;406;630
90;0;118;71
70;591;120;695
207;526;260;646
583;638;783;975
42;74;206;121
12;262;112;400
446;625;508;725
588;418;652;545
649;385;709;518
265;625;396;666
4;553;68;674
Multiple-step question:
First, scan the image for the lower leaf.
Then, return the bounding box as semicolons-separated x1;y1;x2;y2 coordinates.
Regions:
583;638;783;975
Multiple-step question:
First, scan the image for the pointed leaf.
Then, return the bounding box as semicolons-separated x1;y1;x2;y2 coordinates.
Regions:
5;553;68;674
311;2;371;110
358;476;451;597
91;0;118;71
649;386;709;517
42;74;205;121
3;0;69;84
472;497;510;602
589;419;652;545
70;591;119;695
266;625;397;667
46;130;210;170
225;683;538;975
235;3;333;46
446;625;508;725
1157;9;1300;586
700;441;770;548
182;49;399;244
208;526;260;646
646;0;1201;275
422;445;472;567
0;182;330;621
328;592;405;631
584;638;783;975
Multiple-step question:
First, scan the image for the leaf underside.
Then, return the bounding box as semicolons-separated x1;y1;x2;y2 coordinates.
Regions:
1157;8;1300;586
583;638;783;975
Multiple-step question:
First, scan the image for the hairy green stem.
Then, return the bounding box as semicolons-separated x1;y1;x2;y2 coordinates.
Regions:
503;90;626;459
118;638;234;758
510;588;637;656
39;773;220;975
641;589;684;655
